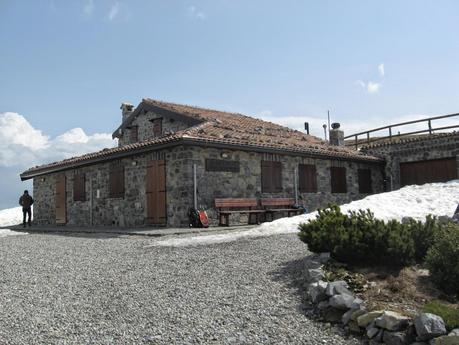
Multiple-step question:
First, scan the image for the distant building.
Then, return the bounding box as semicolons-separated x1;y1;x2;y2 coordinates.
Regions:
21;99;384;227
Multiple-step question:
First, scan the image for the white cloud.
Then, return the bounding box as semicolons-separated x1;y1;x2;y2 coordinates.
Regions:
0;112;115;168
83;0;94;17
108;2;120;21
378;63;385;77
356;80;381;94
367;81;381;93
188;5;206;20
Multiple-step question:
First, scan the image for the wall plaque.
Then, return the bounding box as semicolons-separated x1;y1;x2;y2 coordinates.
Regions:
205;159;240;173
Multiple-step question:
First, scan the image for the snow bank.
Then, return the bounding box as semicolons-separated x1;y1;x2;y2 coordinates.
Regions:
154;180;459;247
0;229;28;238
0;206;24;227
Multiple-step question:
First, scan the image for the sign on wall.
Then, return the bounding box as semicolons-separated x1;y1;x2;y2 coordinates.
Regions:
205;159;240;173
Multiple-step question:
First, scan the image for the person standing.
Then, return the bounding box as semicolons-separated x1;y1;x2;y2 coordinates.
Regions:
19;190;34;228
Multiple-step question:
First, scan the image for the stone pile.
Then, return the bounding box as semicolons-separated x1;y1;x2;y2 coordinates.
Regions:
303;254;459;345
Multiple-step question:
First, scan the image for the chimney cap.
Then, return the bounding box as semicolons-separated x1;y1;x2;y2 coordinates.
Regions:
120;102;134;110
331;122;341;130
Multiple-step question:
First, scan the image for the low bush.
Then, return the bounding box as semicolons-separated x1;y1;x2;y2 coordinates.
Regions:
423;300;459;330
298;204;438;268
425;222;459;298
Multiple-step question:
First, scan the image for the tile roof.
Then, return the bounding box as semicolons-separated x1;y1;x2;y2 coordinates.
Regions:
21;99;382;180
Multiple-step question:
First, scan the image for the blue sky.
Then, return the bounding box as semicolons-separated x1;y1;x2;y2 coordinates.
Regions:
1;0;459;208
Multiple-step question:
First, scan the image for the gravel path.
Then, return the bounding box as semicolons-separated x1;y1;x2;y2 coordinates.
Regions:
0;232;359;344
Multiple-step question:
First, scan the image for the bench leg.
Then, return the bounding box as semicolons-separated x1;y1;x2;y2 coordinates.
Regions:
219;214;230;226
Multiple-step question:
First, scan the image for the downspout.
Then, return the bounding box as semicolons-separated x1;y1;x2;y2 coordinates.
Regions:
294;167;299;205
193;163;197;209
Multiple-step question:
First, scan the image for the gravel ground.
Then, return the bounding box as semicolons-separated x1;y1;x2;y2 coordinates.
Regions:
0;232;360;345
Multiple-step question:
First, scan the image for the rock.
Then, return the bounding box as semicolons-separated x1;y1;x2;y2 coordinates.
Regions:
342;309;354;325
329;293;355;310
307;268;325;283
375;311;410;331
317;300;330;310
414;313;447;341
449;329;459;336
325;280;353;297
348;320;362;334
366;323;380;339
304;258;322;270
357;310;384;328
318;252;331;264
308;280;328;303
432;335;459;345
323;307;346;323
405;323;418;344
383;331;407;345
351;297;364;309
351;309;367;321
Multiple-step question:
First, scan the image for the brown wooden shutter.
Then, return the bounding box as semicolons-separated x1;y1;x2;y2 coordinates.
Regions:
130;126;138;143
261;161;282;193
261;161;272;193
55;175;67;224
109;163;125;198
299;164;317;193
358;169;372;194
73;173;85;201
146;160;166;225
153;119;162;137
330;167;347;193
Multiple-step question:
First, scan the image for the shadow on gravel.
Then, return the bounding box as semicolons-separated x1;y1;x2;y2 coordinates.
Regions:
269;257;308;313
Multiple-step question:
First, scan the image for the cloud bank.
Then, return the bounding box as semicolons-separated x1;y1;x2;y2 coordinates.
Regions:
0;112;115;168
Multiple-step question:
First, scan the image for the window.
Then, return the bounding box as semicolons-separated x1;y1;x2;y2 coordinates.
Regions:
130;126;138;143
109;162;125;198
299;164;317;193
330;166;347;193
73;173;85;201
358;169;372;194
261;161;282;193
152;118;162;137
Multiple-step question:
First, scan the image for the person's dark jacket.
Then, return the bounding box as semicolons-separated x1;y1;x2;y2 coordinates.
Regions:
19;194;34;209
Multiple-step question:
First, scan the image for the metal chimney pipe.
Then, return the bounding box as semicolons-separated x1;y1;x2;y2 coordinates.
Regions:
304;122;309;135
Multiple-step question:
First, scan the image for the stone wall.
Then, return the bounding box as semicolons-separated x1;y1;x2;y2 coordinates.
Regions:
33;145;384;228
119;110;190;146
361;133;459;190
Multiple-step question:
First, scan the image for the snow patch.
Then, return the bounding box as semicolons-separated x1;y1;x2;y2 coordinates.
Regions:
0;206;24;227
0;229;28;238
153;180;459;247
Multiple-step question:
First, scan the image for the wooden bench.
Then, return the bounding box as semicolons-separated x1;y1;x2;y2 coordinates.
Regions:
261;198;302;222
215;198;265;226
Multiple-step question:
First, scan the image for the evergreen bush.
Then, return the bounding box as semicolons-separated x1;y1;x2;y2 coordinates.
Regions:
298;204;439;267
425;223;459;297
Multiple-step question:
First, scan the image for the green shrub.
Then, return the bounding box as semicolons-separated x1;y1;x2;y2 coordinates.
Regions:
425;223;459;297
298;204;440;268
423;300;459;330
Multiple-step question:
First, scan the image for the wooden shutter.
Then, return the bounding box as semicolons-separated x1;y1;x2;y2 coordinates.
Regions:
55;175;67;224
330;167;347;193
299;164;317;193
261;161;282;193
73;173;86;201
358;169;372;194
146;160;167;225
109;163;125;198
130;126;138;143
152;119;162;137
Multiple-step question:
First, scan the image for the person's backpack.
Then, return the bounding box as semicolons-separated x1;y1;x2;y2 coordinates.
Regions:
198;209;209;228
188;207;202;228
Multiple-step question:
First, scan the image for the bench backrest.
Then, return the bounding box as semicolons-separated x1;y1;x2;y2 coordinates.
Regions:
261;198;296;207
215;198;258;209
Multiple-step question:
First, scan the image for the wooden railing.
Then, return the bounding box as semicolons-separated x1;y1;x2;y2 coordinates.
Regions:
344;112;459;150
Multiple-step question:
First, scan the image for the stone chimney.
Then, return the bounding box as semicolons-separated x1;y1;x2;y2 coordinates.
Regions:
329;122;344;146
120;102;134;122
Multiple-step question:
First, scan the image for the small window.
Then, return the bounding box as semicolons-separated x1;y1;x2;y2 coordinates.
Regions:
130;126;138;143
109;162;125;198
358;169;372;194
152;118;162;137
73;173;85;202
330;167;347;193
261;161;282;193
299;164;317;193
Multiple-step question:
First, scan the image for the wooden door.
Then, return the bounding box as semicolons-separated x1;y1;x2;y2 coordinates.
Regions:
400;157;457;187
55;175;67;224
146;160;166;225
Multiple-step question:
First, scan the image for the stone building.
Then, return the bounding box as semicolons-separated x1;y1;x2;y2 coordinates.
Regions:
20;99;384;228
